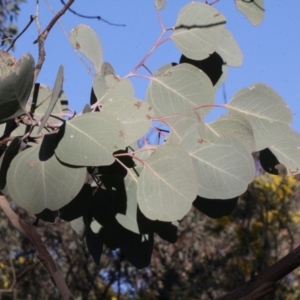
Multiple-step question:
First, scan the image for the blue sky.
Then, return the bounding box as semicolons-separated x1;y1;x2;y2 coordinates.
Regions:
10;0;300;130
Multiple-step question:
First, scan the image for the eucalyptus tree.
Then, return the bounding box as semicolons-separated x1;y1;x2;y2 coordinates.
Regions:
0;0;299;299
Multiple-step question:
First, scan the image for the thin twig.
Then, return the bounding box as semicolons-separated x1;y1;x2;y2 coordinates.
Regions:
33;0;45;82
60;0;126;26
6;15;36;52
33;0;74;44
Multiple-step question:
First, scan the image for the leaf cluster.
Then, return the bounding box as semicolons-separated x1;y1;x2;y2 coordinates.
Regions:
0;0;299;269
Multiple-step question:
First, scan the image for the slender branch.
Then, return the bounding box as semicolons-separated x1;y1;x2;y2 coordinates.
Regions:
33;0;74;44
0;196;74;300
60;0;126;26
6;15;36;52
33;0;45;82
217;244;300;300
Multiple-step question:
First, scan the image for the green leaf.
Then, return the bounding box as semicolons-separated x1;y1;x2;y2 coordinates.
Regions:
55;112;126;166
28;84;68;124
103;97;153;146
11;84;68;139
69;24;103;74
37;65;64;134
180;52;224;86
269;129;300;176
167;111;205;146
259;148;280;175
235;0;264;26
155;0;166;10
214;64;227;91
226;84;292;151
137;144;198;221
59;184;93;221
0;53;34;123
101;62;115;77
7;144;86;214
157;223;178;243
86;225;103;265
93;77;134;106
116;174;140;234
206;114;255;152
187;135;255;199
0;123;5;137
154;63;177;77
193;196;239;218
146;63;214;118
35;209;58;223
71;217;85;238
0;137;22;189
172;2;226;60
217;29;243;67
121;233;154;269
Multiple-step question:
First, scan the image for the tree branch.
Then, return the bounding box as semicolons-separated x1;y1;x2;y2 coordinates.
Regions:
0;196;74;300
6;15;36;52
33;0;74;44
60;0;126;26
217;244;300;300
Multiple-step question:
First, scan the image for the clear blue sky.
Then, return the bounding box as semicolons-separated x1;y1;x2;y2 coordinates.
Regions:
11;0;300;130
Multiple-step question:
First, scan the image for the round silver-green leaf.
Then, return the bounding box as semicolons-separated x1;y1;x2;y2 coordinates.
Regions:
270;129;300;176
55;112;126;166
167;111;205;146
188;135;255;199
146;63;214;118
70;24;103;74
137;144;198;222
226;83;292;151
103;97;153;146
7;145;86;214
206;114;255;152
217;29;243;67
172;2;226;60
235;0;264;26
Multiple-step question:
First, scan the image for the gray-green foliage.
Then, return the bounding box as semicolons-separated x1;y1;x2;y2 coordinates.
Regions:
1;0;298;269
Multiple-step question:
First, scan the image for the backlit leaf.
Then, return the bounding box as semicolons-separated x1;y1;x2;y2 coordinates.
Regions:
187;135;255;199
269;129;300;176
259;148;279;175
217;29;243;67
167;111;205;146
235;0;264;26
137;144;198;221
103;96;153;146
172;2;226;60
70;24;103;74
147;64;214;118
155;0;166;10
193;196;239;218
206;114;255;152
179;52;224;86
226;84;292;151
